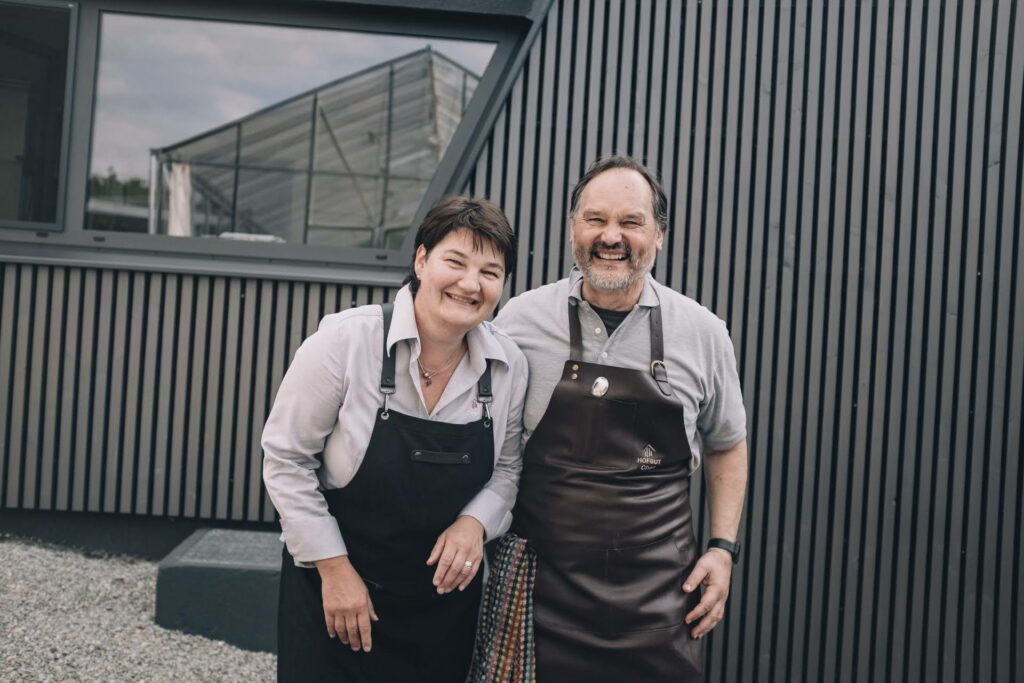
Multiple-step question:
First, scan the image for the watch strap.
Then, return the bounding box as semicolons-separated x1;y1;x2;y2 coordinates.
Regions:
707;537;741;564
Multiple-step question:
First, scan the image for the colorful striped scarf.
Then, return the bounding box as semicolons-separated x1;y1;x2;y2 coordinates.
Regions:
468;533;537;683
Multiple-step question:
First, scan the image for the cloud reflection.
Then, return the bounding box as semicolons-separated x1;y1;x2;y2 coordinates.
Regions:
90;13;495;179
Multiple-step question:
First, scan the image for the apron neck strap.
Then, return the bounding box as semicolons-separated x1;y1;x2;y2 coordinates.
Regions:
568;297;673;396
649;305;672;396
568;299;584;361
380;302;495;407
379;303;397;396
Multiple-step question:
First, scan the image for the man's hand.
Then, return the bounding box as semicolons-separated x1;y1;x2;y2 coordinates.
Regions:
427;515;485;594
315;555;379;652
682;547;734;639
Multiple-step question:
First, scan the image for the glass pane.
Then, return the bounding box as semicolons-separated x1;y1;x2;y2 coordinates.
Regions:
87;13;495;248
0;2;70;224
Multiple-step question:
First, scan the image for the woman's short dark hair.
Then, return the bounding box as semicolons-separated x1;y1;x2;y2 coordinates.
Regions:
403;196;517;294
568;155;669;232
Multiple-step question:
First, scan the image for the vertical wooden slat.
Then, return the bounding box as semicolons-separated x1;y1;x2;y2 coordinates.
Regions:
200;277;227;519
38;267;65;509
165;275;191;517
86;270;113;511
0;265;15;507
55;268;82;511
216;278;242;519
183;276;210;517
134;272;159;514
247;280;274;521
231;279;257;519
4;267;29;507
103;270;128;513
72;269;97;512
22;267;48;508
994;8;1024;680
119;271;145;513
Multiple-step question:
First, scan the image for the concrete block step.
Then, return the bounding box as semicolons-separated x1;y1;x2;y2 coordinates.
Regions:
155;528;282;653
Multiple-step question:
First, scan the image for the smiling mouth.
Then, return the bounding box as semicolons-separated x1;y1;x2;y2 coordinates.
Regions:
445;292;479;306
590;242;631;262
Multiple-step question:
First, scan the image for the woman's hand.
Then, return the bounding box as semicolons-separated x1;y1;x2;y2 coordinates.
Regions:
426;515;485;594
314;555;379;652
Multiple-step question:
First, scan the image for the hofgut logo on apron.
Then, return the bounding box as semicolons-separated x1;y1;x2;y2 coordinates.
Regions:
638;444;662;470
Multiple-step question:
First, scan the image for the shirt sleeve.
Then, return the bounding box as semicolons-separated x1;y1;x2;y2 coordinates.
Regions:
262;320;351;564
458;351;528;541
696;320;748;451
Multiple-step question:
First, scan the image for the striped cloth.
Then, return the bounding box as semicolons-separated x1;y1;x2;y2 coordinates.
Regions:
468;533;537;683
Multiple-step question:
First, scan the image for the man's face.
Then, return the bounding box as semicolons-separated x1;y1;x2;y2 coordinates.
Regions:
570;168;665;293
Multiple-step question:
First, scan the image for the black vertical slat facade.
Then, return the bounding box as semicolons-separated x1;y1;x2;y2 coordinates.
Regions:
1;1;1022;680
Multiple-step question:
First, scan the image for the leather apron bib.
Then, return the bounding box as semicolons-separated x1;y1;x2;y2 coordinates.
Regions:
512;299;704;682
278;303;495;683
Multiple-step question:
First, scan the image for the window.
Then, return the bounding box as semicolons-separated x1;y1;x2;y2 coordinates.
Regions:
0;0;72;225
85;13;496;250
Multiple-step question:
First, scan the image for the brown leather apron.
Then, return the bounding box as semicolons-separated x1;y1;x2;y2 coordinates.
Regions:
512;299;704;682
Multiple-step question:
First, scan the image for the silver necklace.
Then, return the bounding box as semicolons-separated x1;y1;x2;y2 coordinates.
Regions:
417;341;465;386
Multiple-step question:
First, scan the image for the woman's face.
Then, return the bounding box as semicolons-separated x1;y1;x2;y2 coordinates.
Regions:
414;228;506;335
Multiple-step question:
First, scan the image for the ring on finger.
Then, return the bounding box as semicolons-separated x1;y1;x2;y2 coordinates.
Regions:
461;560;473;572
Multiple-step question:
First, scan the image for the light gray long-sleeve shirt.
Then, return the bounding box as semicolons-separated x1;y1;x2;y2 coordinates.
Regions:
262;285;528;565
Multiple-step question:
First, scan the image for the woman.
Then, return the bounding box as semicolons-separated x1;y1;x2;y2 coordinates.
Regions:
262;196;527;682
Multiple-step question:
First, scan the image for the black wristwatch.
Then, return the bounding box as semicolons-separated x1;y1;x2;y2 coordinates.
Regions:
707;538;741;565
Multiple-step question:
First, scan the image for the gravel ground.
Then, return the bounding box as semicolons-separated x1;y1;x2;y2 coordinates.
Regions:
0;534;275;682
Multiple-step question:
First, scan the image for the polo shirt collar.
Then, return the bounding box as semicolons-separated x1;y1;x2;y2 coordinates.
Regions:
386;285;509;371
567;267;661;309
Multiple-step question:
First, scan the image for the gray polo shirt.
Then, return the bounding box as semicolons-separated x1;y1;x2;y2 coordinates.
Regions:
494;270;746;472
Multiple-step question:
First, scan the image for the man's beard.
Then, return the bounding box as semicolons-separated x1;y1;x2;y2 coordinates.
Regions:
572;239;653;292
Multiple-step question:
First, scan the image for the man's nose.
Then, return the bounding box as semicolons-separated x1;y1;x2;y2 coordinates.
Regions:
599;222;624;244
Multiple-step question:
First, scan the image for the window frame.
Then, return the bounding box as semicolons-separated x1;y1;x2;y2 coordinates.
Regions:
0;0;549;285
0;0;79;231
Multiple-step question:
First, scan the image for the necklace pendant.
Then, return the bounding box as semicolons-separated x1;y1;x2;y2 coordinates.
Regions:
422;372;433;386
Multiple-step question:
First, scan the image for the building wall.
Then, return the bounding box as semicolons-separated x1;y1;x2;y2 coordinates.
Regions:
2;1;1023;681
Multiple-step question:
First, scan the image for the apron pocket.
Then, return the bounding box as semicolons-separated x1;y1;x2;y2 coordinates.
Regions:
533;545;613;632
410;449;472;465
572;397;638;469
605;535;689;634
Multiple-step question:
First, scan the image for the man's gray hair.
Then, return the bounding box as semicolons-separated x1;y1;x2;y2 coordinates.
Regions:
568;156;669;232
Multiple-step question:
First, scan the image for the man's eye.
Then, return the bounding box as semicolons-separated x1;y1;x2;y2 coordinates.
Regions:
586;217;604;226
623;221;641;228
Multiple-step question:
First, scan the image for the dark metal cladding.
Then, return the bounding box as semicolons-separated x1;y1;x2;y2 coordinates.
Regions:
1;0;1022;681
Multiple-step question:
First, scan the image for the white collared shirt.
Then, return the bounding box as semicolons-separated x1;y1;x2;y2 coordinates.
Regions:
262;285;528;565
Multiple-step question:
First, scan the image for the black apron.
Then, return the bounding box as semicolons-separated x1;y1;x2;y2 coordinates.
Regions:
278;303;495;683
512;299;704;682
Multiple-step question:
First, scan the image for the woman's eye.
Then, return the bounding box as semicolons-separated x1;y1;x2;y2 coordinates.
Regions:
483;270;501;280
446;258;463;267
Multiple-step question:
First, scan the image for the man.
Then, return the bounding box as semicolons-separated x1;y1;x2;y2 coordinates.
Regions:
494;156;748;681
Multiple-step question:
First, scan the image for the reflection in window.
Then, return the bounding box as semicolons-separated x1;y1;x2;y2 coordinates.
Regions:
0;1;70;224
86;14;495;249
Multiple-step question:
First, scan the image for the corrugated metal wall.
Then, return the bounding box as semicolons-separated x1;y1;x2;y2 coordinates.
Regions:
464;1;1024;681
0;264;392;523
1;0;1022;681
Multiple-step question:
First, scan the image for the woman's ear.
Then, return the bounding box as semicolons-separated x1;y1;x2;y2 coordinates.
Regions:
414;245;427;278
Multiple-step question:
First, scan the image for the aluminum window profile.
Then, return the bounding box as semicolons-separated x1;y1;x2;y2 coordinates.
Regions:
0;0;78;233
